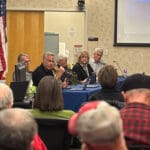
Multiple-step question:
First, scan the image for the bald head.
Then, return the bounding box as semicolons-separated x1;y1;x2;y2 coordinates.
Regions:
0;83;14;110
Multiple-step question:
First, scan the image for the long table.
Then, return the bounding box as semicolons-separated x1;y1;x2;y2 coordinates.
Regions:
63;76;126;112
63;84;100;112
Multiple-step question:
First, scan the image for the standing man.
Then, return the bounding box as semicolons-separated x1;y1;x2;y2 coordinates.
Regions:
120;74;150;145
32;51;65;86
90;48;106;76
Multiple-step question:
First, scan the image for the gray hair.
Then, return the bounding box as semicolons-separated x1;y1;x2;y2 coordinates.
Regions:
56;53;68;63
0;83;14;110
17;53;29;63
43;51;55;59
0;108;37;150
94;48;103;55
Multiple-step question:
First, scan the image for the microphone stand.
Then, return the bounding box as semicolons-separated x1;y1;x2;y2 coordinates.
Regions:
113;61;124;76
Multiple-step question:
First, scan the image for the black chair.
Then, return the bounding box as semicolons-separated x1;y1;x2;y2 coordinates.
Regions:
127;144;150;150
35;118;71;150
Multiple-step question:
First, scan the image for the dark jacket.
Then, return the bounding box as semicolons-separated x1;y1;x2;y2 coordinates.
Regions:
32;64;54;86
72;63;94;81
88;88;125;109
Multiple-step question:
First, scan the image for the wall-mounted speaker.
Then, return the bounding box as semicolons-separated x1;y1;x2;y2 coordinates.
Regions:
78;0;85;10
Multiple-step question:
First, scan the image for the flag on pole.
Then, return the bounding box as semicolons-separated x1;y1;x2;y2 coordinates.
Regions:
0;0;7;80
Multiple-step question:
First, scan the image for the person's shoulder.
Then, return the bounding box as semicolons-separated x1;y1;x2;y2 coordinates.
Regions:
33;64;44;73
72;63;80;70
100;60;106;65
88;91;100;101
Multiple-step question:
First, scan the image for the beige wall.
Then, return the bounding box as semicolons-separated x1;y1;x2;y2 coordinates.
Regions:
44;11;85;64
7;0;150;75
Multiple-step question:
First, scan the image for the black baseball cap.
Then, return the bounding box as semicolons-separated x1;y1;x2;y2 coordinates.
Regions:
121;73;150;92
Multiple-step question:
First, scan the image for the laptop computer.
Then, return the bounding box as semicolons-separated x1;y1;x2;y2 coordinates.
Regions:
10;81;29;102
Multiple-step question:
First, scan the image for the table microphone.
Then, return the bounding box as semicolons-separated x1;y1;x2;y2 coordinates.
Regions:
113;60;124;76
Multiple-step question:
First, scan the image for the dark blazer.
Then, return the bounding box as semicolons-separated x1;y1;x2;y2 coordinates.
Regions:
72;63;94;81
32;64;54;86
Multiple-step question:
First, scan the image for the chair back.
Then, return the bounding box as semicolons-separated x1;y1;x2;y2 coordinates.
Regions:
35;118;71;150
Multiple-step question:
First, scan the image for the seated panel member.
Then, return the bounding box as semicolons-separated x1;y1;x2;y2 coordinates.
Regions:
32;51;65;86
89;47;106;76
72;51;94;83
13;53;32;82
56;53;72;84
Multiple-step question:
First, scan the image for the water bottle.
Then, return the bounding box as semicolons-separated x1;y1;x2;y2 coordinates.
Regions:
90;72;96;84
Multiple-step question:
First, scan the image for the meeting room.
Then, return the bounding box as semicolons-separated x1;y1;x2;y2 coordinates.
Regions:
0;0;150;150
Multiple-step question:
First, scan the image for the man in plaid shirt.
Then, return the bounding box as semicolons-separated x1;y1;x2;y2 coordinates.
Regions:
120;73;150;145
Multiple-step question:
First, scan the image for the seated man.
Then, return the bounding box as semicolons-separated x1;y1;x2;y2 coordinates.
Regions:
56;53;72;84
120;73;150;145
68;101;127;150
0;108;37;150
13;53;32;82
32;51;65;87
89;47;106;77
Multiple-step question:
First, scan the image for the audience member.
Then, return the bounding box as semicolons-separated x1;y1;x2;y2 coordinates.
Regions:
0;83;47;150
32;51;65;86
68;101;127;150
120;73;150;145
0;108;37;150
56;53;72;83
13;53;32;81
31;76;75;119
89;48;106;76
72;51;94;82
88;65;124;108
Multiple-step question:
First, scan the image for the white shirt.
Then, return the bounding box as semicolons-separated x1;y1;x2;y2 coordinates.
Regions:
90;59;106;75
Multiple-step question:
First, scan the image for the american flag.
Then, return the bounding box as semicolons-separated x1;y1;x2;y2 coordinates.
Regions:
0;0;6;79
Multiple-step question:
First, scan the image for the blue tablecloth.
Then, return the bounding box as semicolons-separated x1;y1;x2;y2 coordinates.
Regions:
63;84;101;112
63;76;126;112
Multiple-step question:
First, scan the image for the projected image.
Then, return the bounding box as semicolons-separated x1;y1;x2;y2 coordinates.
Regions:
114;0;150;45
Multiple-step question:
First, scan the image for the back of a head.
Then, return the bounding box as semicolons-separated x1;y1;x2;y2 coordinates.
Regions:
34;76;64;111
0;83;14;110
0;108;37;150
98;65;118;88
68;101;122;145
